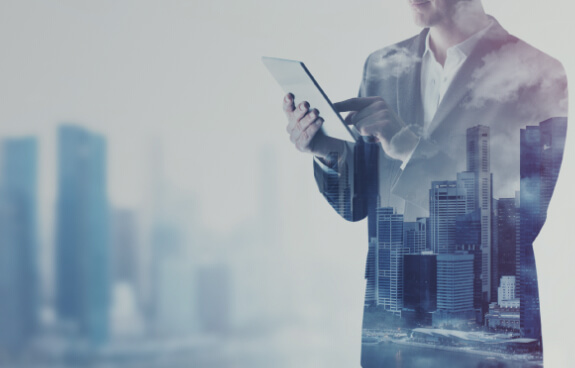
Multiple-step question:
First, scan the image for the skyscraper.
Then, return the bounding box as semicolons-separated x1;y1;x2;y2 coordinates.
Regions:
365;207;405;315
404;218;427;254
0;138;39;351
466;126;493;304
403;253;437;325
496;198;517;280
519;117;567;340
429;179;471;254
56;125;110;344
433;253;475;327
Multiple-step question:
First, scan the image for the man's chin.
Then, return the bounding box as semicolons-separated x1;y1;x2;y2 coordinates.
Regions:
411;14;431;28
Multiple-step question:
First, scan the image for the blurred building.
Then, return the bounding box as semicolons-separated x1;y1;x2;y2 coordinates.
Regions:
0;138;39;352
55;125;110;344
197;263;232;334
112;210;138;287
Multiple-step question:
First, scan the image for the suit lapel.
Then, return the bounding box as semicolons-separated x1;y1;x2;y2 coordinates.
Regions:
428;20;512;138
396;29;427;136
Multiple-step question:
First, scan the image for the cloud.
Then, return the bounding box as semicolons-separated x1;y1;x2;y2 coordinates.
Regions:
366;46;421;80
465;40;568;118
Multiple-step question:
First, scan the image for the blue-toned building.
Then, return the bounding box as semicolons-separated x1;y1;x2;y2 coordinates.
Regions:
55;125;110;344
433;253;475;327
496;198;517;281
455;208;483;313
519;117;567;340
429;178;471;254
365;207;405;315
404;218;427;254
403;253;437;325
0;138;39;351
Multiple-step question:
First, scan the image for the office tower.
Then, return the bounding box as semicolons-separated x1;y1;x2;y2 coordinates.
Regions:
497;198;517;279
365;207;405;315
363;142;381;306
455;208;482;312
498;276;518;308
519;117;567;340
429;177;472;254
433;253;475;327
466;126;493;304
55;125;110;344
514;192;521;298
197;264;232;334
491;198;499;303
112;209;139;288
404;218;427;254
486;276;520;332
403;253;437;324
0;138;39;350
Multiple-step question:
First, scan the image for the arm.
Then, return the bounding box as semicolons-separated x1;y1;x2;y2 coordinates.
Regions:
282;93;370;222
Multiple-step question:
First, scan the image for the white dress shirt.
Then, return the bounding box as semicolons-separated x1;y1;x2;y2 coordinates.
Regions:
420;20;494;138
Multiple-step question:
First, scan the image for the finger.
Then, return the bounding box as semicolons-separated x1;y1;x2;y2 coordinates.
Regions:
282;93;295;114
333;97;386;113
354;110;401;139
293;101;310;122
293;115;323;151
349;100;390;126
288;106;317;137
343;111;358;125
302;116;324;145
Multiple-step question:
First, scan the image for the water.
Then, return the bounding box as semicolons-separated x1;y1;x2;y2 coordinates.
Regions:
361;343;542;368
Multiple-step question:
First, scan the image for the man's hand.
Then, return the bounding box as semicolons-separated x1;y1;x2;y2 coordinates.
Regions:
283;93;343;160
334;97;418;162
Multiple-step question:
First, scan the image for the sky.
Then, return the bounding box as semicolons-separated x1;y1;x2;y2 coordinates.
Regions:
0;0;574;366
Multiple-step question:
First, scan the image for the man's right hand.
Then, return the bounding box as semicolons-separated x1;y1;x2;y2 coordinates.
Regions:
283;93;343;160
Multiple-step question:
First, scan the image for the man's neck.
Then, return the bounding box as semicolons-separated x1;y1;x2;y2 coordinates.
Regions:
429;10;490;66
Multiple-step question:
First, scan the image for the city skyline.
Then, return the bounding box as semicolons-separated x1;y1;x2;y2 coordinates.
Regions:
363;119;567;350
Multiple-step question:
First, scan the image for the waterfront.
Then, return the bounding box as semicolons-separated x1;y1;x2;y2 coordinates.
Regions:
361;343;543;368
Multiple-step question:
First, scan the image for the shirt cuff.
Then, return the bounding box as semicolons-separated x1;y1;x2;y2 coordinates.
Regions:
313;141;352;174
390;126;420;170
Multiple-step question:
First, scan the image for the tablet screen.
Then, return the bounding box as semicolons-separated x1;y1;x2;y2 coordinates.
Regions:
262;56;358;143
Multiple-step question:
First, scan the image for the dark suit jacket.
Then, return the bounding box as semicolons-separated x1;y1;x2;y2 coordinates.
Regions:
314;19;567;225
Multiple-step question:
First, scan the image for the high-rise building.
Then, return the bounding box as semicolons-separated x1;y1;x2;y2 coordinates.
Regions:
365;207;405;316
403;253;437;325
429;178;471;254
498;276;518;308
519;117;567;340
197;264;232;334
455;208;483;313
497;198;517;280
55;125;110;344
112;209;139;288
0;138;39;351
466;126;493;304
404;218;427;254
433;253;475;327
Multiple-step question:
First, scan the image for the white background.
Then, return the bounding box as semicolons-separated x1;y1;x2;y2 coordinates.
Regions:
0;1;573;367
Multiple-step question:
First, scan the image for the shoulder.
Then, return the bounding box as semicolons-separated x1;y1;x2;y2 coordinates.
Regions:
468;20;568;117
362;30;427;80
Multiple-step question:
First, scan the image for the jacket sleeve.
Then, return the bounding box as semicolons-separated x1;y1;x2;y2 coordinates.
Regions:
313;139;372;222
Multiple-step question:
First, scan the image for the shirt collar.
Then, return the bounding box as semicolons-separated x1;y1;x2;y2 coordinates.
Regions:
423;18;495;64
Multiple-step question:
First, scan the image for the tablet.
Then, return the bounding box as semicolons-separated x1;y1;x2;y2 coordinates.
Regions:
262;56;358;143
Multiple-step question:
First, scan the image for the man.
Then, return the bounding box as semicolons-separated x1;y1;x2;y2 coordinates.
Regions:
283;0;567;366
